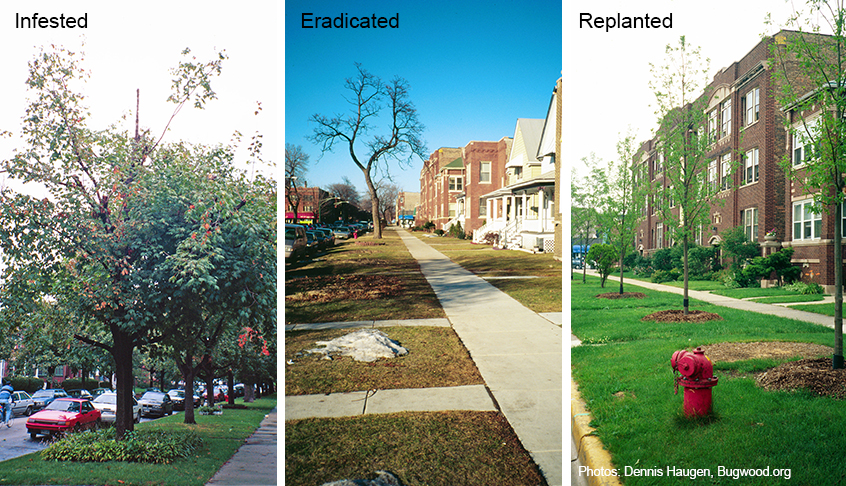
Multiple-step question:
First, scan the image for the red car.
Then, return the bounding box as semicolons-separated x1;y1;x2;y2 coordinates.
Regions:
26;398;101;440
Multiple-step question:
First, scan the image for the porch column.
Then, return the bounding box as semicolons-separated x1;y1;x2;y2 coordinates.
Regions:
538;188;545;232
486;198;493;223
521;193;527;221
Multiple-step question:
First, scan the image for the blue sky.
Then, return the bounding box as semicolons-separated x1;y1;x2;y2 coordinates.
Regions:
285;0;562;196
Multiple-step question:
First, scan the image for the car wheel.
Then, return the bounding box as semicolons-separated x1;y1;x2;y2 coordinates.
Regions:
25;406;32;416
30;432;37;440
134;412;140;423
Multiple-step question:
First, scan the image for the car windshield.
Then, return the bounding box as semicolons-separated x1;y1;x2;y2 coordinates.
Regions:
46;400;80;413
141;392;164;400
169;391;184;398
93;394;116;404
32;390;52;398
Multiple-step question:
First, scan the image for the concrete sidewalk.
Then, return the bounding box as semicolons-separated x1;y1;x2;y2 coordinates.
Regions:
585;270;835;328
206;408;277;486
397;228;563;486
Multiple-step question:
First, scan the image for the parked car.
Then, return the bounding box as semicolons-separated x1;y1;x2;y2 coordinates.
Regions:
138;391;173;417
92;392;140;423
66;389;94;400
285;224;307;261
31;389;69;411
26;398;101;439
11;391;35;416
165;390;184;410
333;227;352;239
202;386;227;403
91;388;110;398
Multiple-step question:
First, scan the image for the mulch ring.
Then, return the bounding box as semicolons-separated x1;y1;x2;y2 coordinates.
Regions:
596;292;646;299
641;310;723;323
286;274;403;303
757;358;846;399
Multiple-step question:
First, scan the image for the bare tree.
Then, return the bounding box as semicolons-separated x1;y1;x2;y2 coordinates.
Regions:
326;177;360;223
309;64;427;238
285;144;310;224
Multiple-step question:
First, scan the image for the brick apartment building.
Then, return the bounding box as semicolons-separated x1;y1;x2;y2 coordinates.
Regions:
636;33;786;256
284;186;330;224
635;30;846;291
417;139;512;232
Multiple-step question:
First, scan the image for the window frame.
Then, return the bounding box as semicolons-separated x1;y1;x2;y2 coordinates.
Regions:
742;207;759;241
720;98;732;139
744;148;759;185
479;162;491;183
793;199;822;241
744;87;760;126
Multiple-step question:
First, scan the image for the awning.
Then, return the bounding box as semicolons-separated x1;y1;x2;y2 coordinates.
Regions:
285;212;315;219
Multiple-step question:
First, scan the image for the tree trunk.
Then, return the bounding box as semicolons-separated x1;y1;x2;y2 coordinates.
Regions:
205;372;215;407
244;382;255;403
683;234;690;316
227;370;235;406
834;199;843;369
175;352;198;424
112;331;136;440
362;170;382;239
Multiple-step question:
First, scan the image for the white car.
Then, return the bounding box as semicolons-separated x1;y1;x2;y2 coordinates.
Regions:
91;392;140;423
11;391;35;416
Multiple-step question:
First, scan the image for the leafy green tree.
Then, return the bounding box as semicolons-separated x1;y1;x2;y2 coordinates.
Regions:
586;243;619;288
650;36;729;315
571;154;607;282
720;226;761;272
309;64;427;238
768;4;846;368
0;46;229;439
600;129;645;294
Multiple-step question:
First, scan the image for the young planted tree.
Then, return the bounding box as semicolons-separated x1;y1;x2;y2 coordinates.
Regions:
571;154;608;282
650;36;722;315
768;2;846;368
309;63;427;238
601;129;646;294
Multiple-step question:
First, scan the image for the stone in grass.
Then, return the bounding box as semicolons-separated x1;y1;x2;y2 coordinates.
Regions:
321;470;403;486
307;329;408;363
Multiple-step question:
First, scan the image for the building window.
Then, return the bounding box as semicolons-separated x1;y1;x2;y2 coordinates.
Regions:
479;199;487;217
793;118;819;166
480;162;491;183
793;199;821;240
656;223;664;249
721;153;731;191
668;186;675;208
708;160;718;192
744;87;760;126
744;148;759;185
708;109;718;143
720;98;732;139
742;207;759;241
449;176;463;191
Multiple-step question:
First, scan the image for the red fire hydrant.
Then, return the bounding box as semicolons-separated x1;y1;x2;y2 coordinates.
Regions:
671;347;718;417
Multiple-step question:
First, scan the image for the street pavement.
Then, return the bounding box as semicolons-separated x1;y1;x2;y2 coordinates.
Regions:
396;228;563;486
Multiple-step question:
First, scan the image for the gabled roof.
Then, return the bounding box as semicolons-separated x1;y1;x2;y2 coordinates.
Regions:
444;157;464;169
506;118;545;168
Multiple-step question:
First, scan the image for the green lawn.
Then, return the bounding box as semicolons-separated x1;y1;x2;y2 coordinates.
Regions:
572;276;841;485
790;302;838;316
750;294;826;304
0;396;276;486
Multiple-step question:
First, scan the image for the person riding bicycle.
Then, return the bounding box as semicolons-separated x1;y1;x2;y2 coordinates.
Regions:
0;380;13;427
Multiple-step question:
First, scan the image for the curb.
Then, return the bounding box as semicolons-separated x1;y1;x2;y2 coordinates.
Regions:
571;379;622;486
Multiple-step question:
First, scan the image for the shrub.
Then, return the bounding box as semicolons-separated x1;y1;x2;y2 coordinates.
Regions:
422;221;435;232
784;281;825;295
41;428;203;463
652;248;674;272
433;229;445;236
721;226;760;271
651;268;681;283
447;221;465;239
10;377;46;394
61;379;111;392
586;243;619;288
482;231;499;245
631;254;653;277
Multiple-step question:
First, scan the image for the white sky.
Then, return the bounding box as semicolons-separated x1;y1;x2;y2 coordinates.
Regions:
566;0;804;178
0;1;279;194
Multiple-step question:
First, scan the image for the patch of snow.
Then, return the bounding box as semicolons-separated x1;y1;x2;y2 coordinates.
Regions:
307;329;408;363
321;470;403;486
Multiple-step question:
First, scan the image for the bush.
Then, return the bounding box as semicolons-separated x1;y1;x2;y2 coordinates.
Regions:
586;243;619;288
41;428;203;463
10;377;46;394
482;231;499;245
631;254;653;277
61;379;111;392
651;268;681;283
422;221;435;232
433;229;445;236
447;221;465;239
652;248;675;272
721;226;760;271
784;281;825;295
